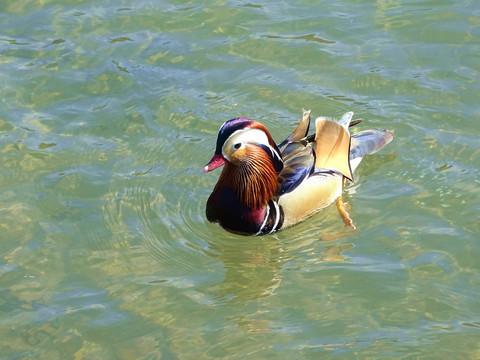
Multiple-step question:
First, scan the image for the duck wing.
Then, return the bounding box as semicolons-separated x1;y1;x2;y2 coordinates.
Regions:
313;116;354;182
278;109;311;151
277;111;367;195
277;140;315;195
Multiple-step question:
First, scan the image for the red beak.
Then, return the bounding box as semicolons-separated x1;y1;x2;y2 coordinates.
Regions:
203;154;226;173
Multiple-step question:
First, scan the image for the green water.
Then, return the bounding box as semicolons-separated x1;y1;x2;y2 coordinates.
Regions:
1;0;479;358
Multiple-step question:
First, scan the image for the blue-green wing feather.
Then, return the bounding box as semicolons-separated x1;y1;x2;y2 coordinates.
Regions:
277;143;314;195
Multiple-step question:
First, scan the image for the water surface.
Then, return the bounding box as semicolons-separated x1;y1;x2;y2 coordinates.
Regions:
1;0;479;358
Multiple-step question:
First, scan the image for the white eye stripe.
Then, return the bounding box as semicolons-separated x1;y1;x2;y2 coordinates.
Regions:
230;128;270;146
222;128;271;159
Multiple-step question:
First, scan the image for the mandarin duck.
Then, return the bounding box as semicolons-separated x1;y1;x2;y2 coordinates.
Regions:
204;110;393;235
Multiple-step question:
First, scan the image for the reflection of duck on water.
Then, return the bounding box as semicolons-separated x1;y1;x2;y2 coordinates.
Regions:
203;231;354;306
205;236;285;304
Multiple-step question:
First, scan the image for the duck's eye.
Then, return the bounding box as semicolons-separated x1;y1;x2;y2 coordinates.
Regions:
233;143;242;149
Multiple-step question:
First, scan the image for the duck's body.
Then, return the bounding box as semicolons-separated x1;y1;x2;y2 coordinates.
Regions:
204;110;393;235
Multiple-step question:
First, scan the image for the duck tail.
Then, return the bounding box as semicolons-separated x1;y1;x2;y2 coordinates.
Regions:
349;129;394;172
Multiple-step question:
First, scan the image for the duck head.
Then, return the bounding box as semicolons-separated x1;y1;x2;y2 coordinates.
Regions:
204;118;284;234
203;117;283;174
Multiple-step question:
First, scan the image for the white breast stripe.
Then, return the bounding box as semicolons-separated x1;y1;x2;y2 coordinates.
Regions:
269;201;281;234
255;204;270;235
